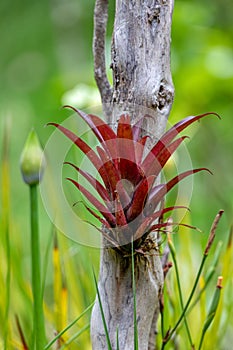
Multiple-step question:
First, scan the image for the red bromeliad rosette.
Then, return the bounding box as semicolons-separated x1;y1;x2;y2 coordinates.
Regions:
48;107;219;253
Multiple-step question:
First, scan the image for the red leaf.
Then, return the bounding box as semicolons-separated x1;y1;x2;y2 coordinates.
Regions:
117;115;137;177
82;219;121;250
118;158;143;186
117;114;133;140
148;168;211;212
64;106;118;160
142;112;219;170
48;123;113;190
161;113;220;149
115;193;128;226
131;114;153;141
97;146;131;207
81;202;112;228
135;135;149;165
97;146;120;196
48;123;102;170
126;175;156;222
64;105;117;142
64;162;110;202
116;119;147;184
147;222;201;234
143;136;189;176
134;206;187;241
67;177;116;226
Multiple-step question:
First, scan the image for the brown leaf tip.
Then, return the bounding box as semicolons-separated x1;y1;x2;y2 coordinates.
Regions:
217;276;223;289
205;209;224;255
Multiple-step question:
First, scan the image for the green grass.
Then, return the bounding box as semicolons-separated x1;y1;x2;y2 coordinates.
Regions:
0;1;233;349
0;122;232;349
158;211;231;350
92;269;112;350
0;104;233;350
167;225;194;347
44;302;94;350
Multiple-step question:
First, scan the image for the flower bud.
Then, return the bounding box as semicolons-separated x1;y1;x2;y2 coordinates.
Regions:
20;129;45;185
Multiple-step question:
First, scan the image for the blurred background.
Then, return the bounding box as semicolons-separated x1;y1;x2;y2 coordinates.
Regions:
0;0;232;349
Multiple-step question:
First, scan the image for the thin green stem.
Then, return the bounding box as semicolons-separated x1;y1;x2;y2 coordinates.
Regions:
116;327;120;350
160;305;165;339
162;255;207;349
93;269;112;350
30;184;46;349
198;332;205;350
131;240;138;350
169;242;193;347
189;241;222;313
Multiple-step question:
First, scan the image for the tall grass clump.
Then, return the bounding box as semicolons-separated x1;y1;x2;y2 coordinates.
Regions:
160;210;226;349
0;110;231;350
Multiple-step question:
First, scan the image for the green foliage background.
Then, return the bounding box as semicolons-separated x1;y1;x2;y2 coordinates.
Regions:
0;0;232;349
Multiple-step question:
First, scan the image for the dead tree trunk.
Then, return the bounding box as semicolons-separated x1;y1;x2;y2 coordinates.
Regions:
91;1;174;349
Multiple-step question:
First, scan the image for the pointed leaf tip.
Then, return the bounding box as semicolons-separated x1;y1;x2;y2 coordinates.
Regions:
201;167;213;175
47;122;57;127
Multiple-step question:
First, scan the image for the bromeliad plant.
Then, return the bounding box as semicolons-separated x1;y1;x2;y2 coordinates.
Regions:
49;107;218;253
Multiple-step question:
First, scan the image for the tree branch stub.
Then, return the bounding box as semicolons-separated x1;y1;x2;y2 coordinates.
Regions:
93;0;112;117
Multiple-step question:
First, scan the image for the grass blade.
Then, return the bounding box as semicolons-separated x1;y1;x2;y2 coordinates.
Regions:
131;240;138;350
15;315;29;350
60;324;90;349
167;232;194;347
44;302;94;349
93;269;112;350
162;210;224;349
198;277;223;350
116;327;120;350
162;255;207;349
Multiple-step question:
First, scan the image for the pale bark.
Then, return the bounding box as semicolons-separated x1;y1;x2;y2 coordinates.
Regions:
91;1;174;349
110;0;174;130
91;242;163;350
93;0;112;118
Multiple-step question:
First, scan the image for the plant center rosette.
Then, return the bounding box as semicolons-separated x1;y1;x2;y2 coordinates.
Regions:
49;107;219;254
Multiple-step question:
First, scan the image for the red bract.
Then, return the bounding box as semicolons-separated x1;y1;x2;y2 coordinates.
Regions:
48;108;219;252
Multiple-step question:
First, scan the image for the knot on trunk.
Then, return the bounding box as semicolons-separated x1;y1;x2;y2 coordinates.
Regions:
151;80;174;111
147;6;161;24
